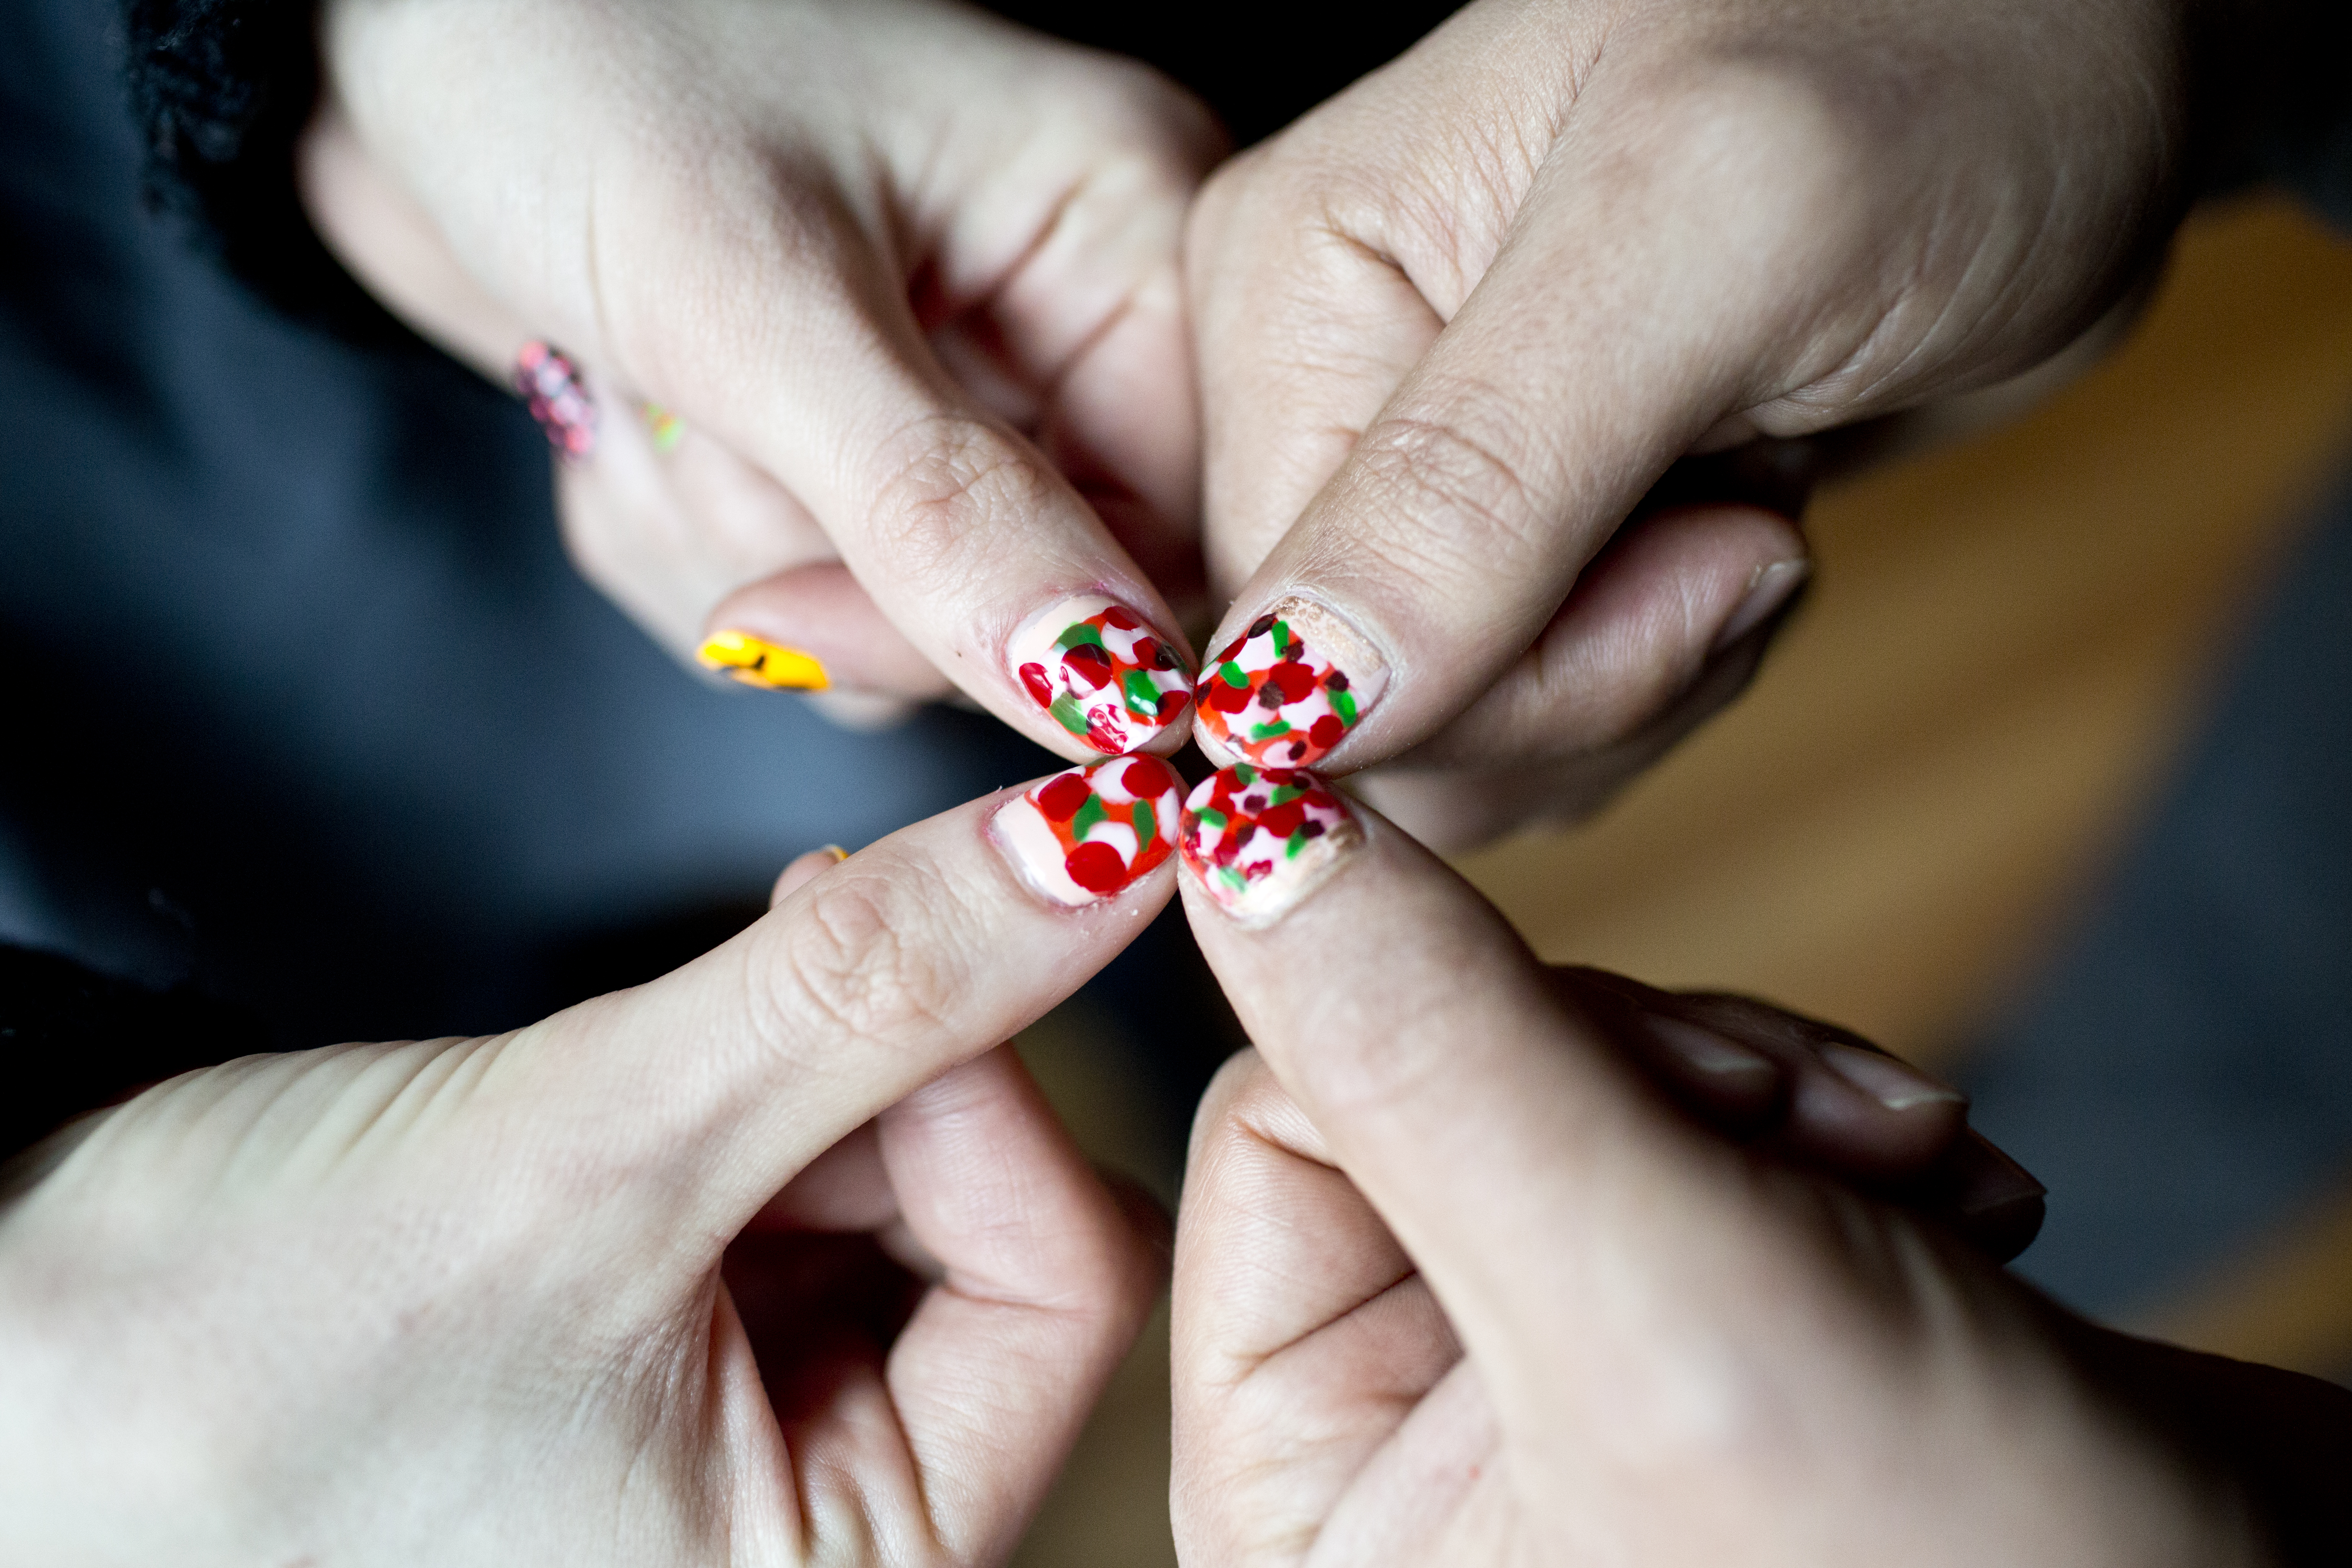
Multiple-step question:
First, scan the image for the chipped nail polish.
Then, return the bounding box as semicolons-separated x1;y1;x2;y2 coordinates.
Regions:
1009;594;1194;755
991;755;1185;906
697;630;831;691
1821;1042;1967;1113
1180;762;1362;925
515;341;596;461
1195;595;1388;769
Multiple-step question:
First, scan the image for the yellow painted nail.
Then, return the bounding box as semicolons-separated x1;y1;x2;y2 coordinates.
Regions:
819;844;850;863
696;630;831;691
641;402;685;453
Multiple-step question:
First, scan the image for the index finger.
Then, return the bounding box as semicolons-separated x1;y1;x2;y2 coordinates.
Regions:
1173;769;1758;1413
502;754;1187;1254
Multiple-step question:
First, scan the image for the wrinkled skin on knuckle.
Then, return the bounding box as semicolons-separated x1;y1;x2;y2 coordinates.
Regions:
863;414;1064;599
1338;405;1558;580
763;864;967;1057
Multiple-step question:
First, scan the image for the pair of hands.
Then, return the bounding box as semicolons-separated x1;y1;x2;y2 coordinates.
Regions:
7;775;2339;1565
299;0;2192;844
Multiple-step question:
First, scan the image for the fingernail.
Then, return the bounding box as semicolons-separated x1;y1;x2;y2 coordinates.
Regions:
698;630;831;691
1180;763;1362;926
1641;1015;1777;1081
1710;558;1810;655
1952;1131;2048;1213
1195;595;1388;769
1821;1042;1967;1113
641;402;685;452
818;844;849;863
991;755;1185;907
514;341;596;461
1009;594;1194;755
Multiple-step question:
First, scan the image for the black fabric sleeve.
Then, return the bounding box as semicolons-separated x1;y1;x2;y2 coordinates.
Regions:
122;0;405;341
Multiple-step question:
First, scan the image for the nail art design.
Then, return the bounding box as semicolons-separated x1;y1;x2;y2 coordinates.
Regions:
1194;597;1387;769
641;402;685;454
1009;595;1194;755
514;341;596;461
991;755;1185;906
1181;762;1361;923
697;630;831;691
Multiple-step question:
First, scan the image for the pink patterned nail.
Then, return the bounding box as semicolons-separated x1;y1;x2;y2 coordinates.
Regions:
1008;593;1194;756
515;341;596;461
1194;596;1388;769
1180;762;1361;924
991;755;1185;906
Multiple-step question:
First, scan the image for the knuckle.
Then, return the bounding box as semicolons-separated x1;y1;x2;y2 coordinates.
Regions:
1344;407;1552;565
864;415;1060;594
760;869;960;1050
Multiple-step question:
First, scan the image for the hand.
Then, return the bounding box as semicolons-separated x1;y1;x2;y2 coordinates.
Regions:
0;771;1181;1565
1168;784;2352;1565
1182;0;2194;843
299;0;1219;753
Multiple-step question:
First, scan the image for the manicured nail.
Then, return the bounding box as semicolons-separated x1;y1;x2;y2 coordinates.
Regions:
1710;558;1810;655
1821;1042;1967;1113
1180;763;1362;926
1641;1015;1777;1082
697;630;831;691
1008;594;1194;755
514;341;596;461
818;844;849;863
1195;595;1388;769
991;755;1184;907
640;402;685;453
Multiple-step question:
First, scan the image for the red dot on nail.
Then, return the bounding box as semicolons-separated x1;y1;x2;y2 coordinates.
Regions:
1062;643;1114;689
1267;662;1317;702
1121;756;1178;800
1101;605;1140;631
1156;688;1190;719
1036;773;1093;821
1309;715;1346;750
1065;840;1129;893
1259;801;1306;839
1020;662;1053;707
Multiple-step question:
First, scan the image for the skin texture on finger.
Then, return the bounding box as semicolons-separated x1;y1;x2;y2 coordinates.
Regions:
1174;1051;1465;1566
1191;0;2189;777
487;783;1177;1281
867;1045;1166;1566
1362;503;1807;774
312;0;1211;755
1178;808;2262;1564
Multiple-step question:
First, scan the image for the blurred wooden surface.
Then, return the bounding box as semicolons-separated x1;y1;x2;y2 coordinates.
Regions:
1010;196;2352;1565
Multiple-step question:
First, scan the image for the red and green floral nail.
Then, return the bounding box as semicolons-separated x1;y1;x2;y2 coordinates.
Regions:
1009;594;1194;755
991;755;1185;906
1194;596;1388;768
1180;762;1361;922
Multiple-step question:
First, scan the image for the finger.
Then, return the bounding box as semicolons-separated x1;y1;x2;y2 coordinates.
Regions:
1379;504;1807;770
613;192;1197;761
875;1045;1165;1564
1560;970;2046;1261
701;564;953;700
1192;71;1854;776
506;756;1186;1254
1187;147;1444;601
1175;780;1811;1408
1171;1050;1460;1562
